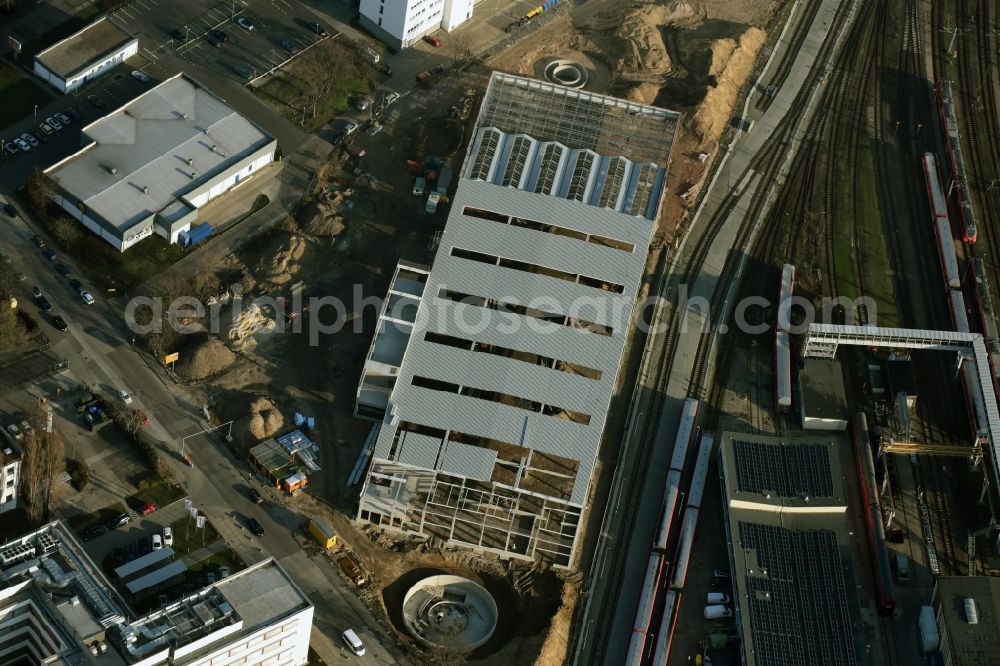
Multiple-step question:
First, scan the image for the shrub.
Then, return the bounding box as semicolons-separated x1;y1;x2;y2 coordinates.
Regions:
66;457;91;491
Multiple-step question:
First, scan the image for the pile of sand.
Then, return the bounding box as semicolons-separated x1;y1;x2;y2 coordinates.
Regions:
228;303;277;351
615;4;673;77
691;27;766;146
303;213;345;238
256;233;309;287
625;81;662;104
533;581;579;666
248;396;283;440
178;336;236;380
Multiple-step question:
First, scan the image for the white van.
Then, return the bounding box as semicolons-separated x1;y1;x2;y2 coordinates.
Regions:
342;629;365;656
706;592;731;605
703;605;733;620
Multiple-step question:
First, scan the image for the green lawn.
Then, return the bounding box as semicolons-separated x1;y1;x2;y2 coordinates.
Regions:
129;477;184;509
856;140;899;327
0;63;52;129
168;516;221;555
255;50;368;131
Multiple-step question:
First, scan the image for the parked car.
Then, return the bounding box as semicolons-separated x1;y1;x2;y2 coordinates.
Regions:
21;132;39;147
80;290;95;305
32;286;42;299
39;122;54;135
139;502;156;516
416;70;433;83
218;566;230;579
209;29;229;46
112;548;125;567
32;130;47;144
163;527;173;547
356;96;372;111
110;513;131;529
423;34;442;47
69;278;83;292
82;524;107;541
170;28;188;43
308;21;328;37
56;263;71;277
118;389;133;405
384;91;400;106
13;138;30;151
55;112;71;126
125;542;138;561
342;629;365;657
132;409;149;426
65;107;82;121
248;487;263;504
236;17;254;31
37;296;52;313
42;249;56;261
246;518;264;536
704;604;733;619
151;534;163;550
31;235;46;248
138;536;152;556
280;39;298;54
234;65;253;80
712;569;730;579
131;70;150;83
86;95;107;110
52;315;68;331
46;117;62;130
4;142;18;157
206;571;216;584
706;592;731;605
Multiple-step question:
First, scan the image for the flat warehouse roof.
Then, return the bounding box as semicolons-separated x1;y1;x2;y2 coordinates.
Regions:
35;17;136;79
45;73;274;232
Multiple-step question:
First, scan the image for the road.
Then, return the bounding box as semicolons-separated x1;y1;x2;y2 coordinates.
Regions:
0;206;408;665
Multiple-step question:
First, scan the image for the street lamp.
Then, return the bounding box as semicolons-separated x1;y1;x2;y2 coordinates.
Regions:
33;105;38;120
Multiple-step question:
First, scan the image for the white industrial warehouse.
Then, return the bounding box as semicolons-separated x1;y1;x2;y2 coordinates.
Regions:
45;73;276;252
33;17;138;94
355;72;679;568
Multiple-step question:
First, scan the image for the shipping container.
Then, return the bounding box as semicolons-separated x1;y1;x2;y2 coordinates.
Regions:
180;222;213;248
436;167;453;194
308;516;338;549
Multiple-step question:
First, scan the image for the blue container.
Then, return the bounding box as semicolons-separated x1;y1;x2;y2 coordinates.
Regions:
543;0;559;9
182;222;213;248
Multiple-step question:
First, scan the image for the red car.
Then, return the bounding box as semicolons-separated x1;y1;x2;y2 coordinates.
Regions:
416;70;432;83
423;34;441;47
132;409;149;426
139;502;156;516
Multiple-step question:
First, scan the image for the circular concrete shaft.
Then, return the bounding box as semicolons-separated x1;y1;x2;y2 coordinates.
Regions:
544;60;589;89
401;575;499;651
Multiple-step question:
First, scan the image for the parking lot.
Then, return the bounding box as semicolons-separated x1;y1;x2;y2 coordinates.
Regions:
109;0;336;86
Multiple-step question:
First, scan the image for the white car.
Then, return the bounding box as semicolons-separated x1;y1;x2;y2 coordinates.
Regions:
13;138;30;152
236;17;254;31
55;112;71;126
21;133;39;148
384;91;399;106
80;290;95;305
118;389;133;405
162;527;173;547
151;534;163;550
46;116;62;130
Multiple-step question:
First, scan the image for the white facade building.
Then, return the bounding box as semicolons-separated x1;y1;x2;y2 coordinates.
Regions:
0;522;313;666
359;0;476;50
34;17;138;94
0;438;20;514
45;73;276;252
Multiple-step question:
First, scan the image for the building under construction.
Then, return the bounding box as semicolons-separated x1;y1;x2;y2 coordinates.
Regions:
354;72;680;568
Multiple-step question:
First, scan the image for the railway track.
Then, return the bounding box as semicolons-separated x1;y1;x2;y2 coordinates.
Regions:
916;402;960;576
582;2;859;663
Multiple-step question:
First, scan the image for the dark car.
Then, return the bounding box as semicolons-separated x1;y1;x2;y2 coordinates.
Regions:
247;518;264;536
87;95;107;111
112;548;125;567
37;296;52;313
66;107;83;121
52;315;68;331
32;286;42;299
170;28;188;42
31;235;46;248
32;130;48;144
308;21;327;37
280;39;298;54
248;487;263;504
125;541;138;562
56;263;71;277
69;278;83;292
209;29;229;46
42;249;56;261
137;536;152;556
2;203;17;217
82;524;107;541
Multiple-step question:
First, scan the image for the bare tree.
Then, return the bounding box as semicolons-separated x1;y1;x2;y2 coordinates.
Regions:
295;41;357;119
0;0;17;13
19;413;66;523
25;168;58;217
449;31;474;63
0;304;28;353
50;216;82;247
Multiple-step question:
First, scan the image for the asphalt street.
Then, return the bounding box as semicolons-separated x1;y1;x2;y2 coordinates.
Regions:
0;204;407;665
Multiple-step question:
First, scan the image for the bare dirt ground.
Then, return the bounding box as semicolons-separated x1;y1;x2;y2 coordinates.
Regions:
162;1;785;662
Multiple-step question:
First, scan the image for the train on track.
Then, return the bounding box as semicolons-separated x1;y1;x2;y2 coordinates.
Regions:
851;412;896;614
923;153;961;291
626;403;715;666
775;264;795;411
936;81;978;244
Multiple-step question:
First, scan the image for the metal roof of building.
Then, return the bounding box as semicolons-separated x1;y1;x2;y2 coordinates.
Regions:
396;432;442;469
35;17;135;79
799;358;848;421
439;441;498;481
114;547;174;579
935;576;1000;665
45;73;273;232
125;560;186;594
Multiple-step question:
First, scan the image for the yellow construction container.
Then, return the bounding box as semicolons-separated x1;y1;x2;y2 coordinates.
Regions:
308;516;338;549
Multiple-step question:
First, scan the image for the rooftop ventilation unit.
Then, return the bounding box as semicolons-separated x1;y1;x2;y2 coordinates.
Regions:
142;186;148;194
211;144;217;152
181;113;189;120
187;158;194;166
964;597;979;624
107;166;118;175
189;172;196;179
